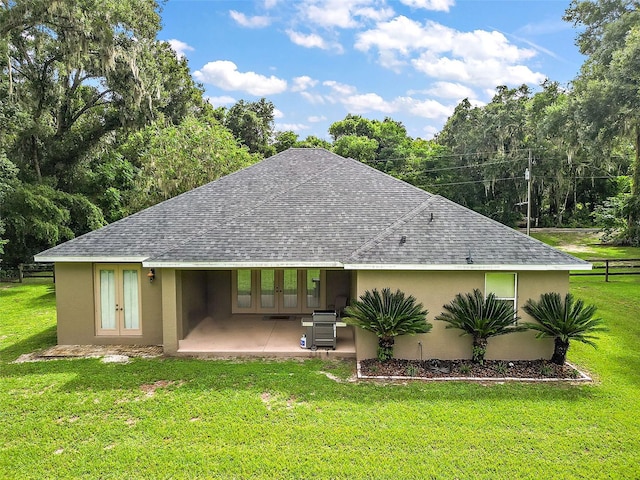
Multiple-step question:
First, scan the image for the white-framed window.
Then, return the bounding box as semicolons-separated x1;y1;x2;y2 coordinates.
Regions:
94;264;142;336
485;272;517;321
231;269;325;314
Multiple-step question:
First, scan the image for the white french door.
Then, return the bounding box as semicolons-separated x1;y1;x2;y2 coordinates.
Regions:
258;269;299;314
95;264;142;335
232;269;324;314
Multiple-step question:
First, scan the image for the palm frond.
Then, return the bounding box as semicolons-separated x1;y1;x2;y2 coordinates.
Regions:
435;289;523;339
343;288;432;339
523;292;606;345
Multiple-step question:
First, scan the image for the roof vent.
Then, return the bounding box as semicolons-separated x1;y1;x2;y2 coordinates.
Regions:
400;235;407;245
466;249;474;264
429;213;434;222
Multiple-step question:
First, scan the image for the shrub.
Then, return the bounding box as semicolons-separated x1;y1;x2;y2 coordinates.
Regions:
344;288;431;362
523;292;606;365
436;289;525;364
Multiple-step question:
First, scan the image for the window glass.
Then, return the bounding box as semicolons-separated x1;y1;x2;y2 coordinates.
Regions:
486;272;517;317
100;269;116;329
260;270;275;308
237;269;252;308
486;273;516;298
122;270;139;329
306;269;321;308
283;269;298;308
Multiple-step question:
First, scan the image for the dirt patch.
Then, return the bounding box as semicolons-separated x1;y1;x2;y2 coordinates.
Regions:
13;345;163;363
140;380;180;397
359;358;590;381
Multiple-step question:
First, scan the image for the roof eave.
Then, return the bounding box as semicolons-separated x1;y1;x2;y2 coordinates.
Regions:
142;260;345;269
342;263;592;271
34;255;149;263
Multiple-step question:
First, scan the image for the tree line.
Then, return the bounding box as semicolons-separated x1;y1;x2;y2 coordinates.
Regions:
1;0;638;269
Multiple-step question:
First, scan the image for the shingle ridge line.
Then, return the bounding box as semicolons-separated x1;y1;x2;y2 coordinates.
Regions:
345;196;438;261
146;156;349;261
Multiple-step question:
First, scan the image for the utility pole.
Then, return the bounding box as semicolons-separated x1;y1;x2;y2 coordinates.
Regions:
525;149;532;236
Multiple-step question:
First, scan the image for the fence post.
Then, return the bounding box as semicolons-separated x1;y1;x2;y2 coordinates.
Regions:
18;264;24;283
605;260;609;283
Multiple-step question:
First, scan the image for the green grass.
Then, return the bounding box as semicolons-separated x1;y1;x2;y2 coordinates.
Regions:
2;275;640;479
531;229;640;260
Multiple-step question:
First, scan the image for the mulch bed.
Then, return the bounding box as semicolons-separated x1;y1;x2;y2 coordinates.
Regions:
359;358;588;380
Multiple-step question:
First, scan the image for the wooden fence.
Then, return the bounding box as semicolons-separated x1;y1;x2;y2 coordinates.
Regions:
18;263;55;283
571;258;640;282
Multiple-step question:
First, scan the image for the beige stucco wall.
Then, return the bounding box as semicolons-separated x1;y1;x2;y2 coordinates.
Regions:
353;270;568;361
181;271;208;334
54;262;163;346
207;270;232;317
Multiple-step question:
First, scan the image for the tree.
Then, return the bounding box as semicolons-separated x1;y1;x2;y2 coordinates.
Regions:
273;131;299;153
435;289;525;364
296;135;332;150
0;183;105;265
126;116;259;211
344;288;431;362
565;0;640;244
436;87;533;225
1;0;166;184
223;98;276;157
523;292;605;365
0;153;18;255
332;135;379;163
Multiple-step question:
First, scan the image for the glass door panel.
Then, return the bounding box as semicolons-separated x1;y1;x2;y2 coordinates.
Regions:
282;269;298;309
122;269;140;330
236;269;253;309
99;269;116;330
305;269;321;309
260;270;276;309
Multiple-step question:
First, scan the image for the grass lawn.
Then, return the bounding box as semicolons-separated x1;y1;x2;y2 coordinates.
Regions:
531;229;640;260
2;274;640;479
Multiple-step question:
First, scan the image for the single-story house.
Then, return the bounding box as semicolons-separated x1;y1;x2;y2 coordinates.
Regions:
35;148;591;360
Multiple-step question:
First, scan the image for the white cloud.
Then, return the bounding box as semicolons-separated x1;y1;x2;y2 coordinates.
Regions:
400;0;455;12
264;0;279;8
424;82;476;100
292;76;318;92
298;0;393;29
412;55;546;87
323;80;358;96
396;97;453;119
356;16;545;89
355;17;450;57
451;30;535;62
229;10;271;28
194;61;288;96
166;39;194;59
300;91;326;104
205;95;236;106
273;108;284;119
276;123;309;132
287;30;329;49
308;115;327;122
342;93;396;114
421;124;440;140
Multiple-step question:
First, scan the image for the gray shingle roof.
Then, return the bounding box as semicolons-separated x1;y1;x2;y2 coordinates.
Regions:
36;148;589;270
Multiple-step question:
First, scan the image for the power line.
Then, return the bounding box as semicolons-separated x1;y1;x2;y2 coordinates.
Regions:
423;175;616;188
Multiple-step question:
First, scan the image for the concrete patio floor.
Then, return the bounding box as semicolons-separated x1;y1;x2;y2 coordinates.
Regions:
178;315;356;359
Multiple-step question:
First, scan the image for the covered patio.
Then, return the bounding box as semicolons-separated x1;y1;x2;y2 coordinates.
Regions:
178;315;356;358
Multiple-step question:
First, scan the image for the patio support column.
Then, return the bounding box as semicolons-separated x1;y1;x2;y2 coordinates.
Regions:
161;268;180;355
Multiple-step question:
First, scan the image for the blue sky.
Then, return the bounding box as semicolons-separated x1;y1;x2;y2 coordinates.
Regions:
160;0;585;141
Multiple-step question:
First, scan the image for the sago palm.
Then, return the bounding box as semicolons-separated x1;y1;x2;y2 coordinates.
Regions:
343;288;431;362
523;292;605;365
436;289;525;364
